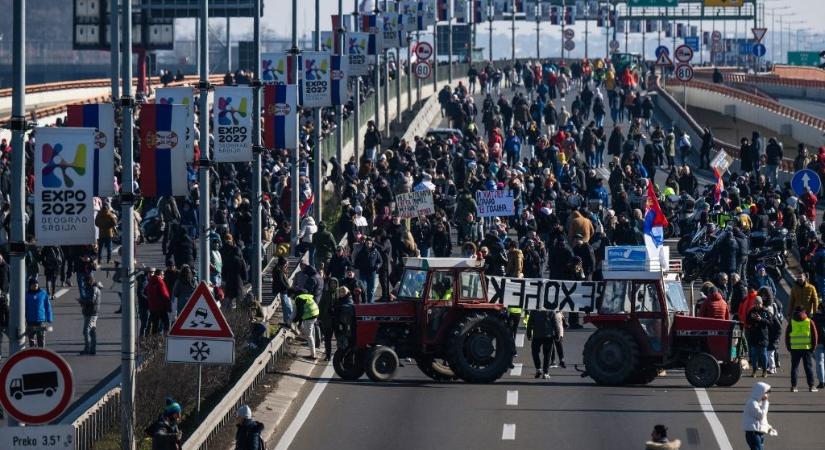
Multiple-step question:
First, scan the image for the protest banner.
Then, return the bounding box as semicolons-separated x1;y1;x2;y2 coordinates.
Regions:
397;190;435;218
476;190;515;217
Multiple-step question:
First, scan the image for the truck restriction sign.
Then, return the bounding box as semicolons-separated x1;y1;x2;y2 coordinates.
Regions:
0;348;74;424
414;61;432;79
563;28;575;40
564;40;575;51
711;30;722;42
675;64;694;82
674;44;693;63
414;41;433;60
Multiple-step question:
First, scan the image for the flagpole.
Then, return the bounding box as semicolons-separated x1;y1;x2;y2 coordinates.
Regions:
252;0;263;303
119;0;137;445
313;0;323;223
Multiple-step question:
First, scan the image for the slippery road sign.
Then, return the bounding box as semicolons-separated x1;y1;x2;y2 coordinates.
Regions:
168;282;233;339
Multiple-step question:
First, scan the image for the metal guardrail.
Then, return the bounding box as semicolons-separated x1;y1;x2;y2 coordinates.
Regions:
0;75;206;98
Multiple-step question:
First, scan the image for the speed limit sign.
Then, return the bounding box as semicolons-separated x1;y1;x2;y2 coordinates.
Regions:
414;61;432;79
675;64;694;82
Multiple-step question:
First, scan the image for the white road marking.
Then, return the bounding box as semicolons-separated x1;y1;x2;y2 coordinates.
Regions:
54;288;69;298
510;363;523;377
274;364;335;450
694;388;734;450
501;424;516;440
515;332;525;348
506;390;519;406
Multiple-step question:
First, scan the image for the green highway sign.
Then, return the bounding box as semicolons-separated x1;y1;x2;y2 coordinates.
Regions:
787;51;821;67
627;0;679;6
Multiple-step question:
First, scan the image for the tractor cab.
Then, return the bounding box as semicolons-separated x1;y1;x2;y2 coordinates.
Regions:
334;258;514;383
583;247;743;387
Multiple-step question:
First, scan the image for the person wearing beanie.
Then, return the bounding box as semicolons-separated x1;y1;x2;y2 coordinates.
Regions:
144;398;183;450
235;404;264;450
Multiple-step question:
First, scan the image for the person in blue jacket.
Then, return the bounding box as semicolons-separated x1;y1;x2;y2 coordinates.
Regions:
25;277;52;347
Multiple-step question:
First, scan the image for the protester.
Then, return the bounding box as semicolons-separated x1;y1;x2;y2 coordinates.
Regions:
645;424;681;450
234;405;264;450
145;398;183;450
785;306;819;392
742;382;775;450
79;275;101;355
25;277;52;347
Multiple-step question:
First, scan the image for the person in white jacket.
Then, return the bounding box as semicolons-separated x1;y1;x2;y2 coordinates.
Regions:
742;382;776;450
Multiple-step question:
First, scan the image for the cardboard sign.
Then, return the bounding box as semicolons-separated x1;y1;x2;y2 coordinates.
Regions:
396;190;435;218
710;150;734;174
476;190;515;217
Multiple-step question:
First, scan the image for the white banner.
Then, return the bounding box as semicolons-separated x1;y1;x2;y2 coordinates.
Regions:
454;0;468;22
35;127;96;246
213;86;253;162
300;52;332;108
401;0;419;31
155;87;195;160
261;52;292;84
485;276;604;313
346;32;374;76
396;190;435;218
476;190;515;217
382;13;402;49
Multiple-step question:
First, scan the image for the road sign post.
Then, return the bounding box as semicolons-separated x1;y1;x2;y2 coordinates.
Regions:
0;424;75;450
166;282;235;418
0;348;74;425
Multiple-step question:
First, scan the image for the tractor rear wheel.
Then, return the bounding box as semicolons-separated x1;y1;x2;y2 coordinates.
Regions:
685;352;721;388
365;346;399;382
415;355;457;382
333;346;365;381
715;361;743;387
446;313;515;383
583;328;640;385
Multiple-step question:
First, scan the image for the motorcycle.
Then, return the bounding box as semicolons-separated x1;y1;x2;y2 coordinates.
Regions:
140;208;165;243
748;228;790;281
677;222;717;254
681;245;717;282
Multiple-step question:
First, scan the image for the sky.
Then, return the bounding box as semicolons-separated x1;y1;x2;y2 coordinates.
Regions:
176;0;824;61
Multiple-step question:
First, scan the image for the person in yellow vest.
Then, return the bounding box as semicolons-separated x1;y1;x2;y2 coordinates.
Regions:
507;305;523;342
785;306;819;392
432;278;453;301
293;289;320;360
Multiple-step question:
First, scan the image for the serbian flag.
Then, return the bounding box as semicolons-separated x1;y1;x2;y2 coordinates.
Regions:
139;104;190;197
300;194;315;218
67;103;115;197
330;55;348;106
713;168;724;205
643;181;669;248
264;84;299;150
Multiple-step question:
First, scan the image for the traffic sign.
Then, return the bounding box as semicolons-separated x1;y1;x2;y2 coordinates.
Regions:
752;27;767;43
0;348;74;424
674;45;693;63
0;424;75;449
414;41;433;60
712;41;724;53
168;282;234;338
674;64;694;82
791;169;821;197
752;43;766;57
609;40;620;51
564;40;575;51
711;30;722;42
167;337;235;364
655;46;670;59
685;36;700;52
414;61;432;79
655;52;673;66
563;28;575;40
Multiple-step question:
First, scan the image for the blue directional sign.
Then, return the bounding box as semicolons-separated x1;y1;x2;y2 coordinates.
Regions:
655;46;670;59
752;43;767;57
685;37;700;52
738;41;753;56
791;169;821;196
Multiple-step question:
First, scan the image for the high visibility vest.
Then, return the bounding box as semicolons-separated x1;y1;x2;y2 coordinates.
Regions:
507;306;523;315
436;288;452;301
297;294;320;320
790;318;813;350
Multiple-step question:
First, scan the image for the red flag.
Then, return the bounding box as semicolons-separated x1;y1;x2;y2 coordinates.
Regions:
713;168;724;205
645;181;669;228
299;194;315;218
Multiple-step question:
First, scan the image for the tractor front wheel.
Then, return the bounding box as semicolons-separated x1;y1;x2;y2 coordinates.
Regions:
685;352;721;388
415;355;458;382
333;346;365;381
583;328;640;385
715;361;743;387
365;346;399;382
446;313;515;383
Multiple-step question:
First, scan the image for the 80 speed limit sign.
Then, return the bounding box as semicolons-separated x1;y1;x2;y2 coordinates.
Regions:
675;64;694;82
414;61;432;80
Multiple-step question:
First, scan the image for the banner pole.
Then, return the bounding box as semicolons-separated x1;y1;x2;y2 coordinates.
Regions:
314;0;323;223
198;0;212;290
253;0;263;303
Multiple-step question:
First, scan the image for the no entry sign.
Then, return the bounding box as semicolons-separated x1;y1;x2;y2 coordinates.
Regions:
0;348;74;424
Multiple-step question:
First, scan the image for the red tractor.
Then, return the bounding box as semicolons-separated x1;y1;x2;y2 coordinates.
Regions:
582;269;744;388
332;258;515;383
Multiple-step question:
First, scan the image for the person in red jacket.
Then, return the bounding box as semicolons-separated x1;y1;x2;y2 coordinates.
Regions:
699;289;731;320
145;268;171;335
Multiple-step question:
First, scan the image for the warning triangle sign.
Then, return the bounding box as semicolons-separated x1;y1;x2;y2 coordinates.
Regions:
655;52;673;66
168;282;234;338
751;28;767;43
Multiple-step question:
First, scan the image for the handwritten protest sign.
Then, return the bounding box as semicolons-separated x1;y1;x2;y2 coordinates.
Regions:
397;190;435;218
476;190;515;217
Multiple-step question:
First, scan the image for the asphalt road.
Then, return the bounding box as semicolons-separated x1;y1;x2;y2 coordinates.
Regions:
777;97;825;121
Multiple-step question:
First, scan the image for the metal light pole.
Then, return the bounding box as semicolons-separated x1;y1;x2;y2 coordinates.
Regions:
382;1;390;136
535;3;540;59
373;5;382;134
585;2;590;59
353;1;361;162
252;0;263;302
198;0;211;285
448;8;453;83
290;0;300;246
488;5;493;61
562;0;567;61
407;33;413;110
110;0;120;101
226;17;231;72
9;2;26;408
337;0;344;164
119;0;136;445
416;29;421;103
510;0;515;63
433;18;438;92
313;0;323;223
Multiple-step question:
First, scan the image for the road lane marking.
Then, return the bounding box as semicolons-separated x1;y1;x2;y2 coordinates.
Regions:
515;332;525;348
694;388;734;450
274;364;335;450
501;424;516;440
55;288;69;298
510;363;522;377
506;390;518;406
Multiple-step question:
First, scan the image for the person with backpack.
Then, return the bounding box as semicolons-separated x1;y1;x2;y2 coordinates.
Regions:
79;275;101;355
235;405;264;450
39;245;63;298
145;398;183;450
